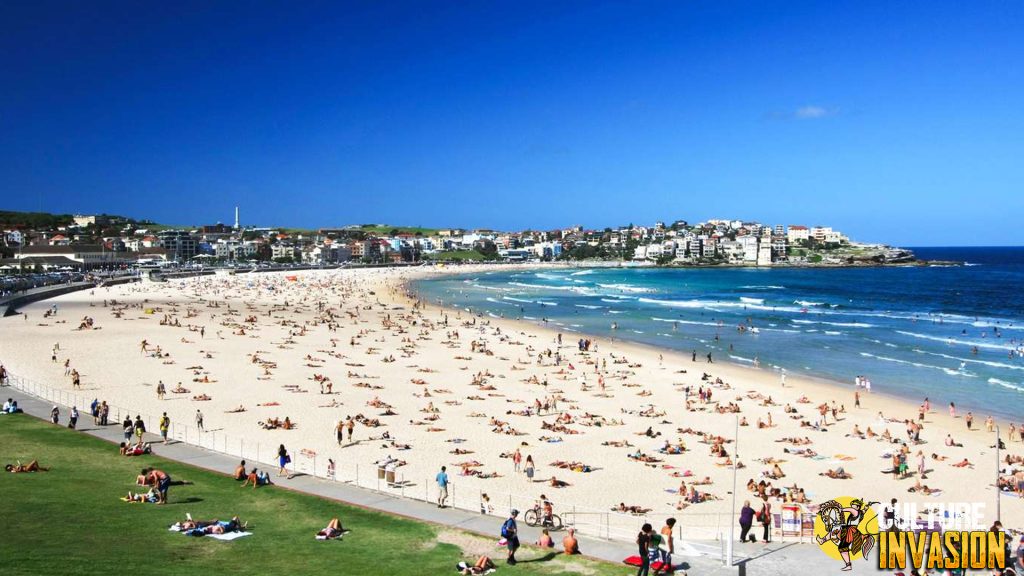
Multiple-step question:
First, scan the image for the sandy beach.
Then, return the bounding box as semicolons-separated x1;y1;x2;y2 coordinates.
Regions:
1;265;1020;538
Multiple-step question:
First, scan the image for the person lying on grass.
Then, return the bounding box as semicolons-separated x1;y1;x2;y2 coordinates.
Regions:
6;460;48;473
456;556;494;575
175;515;246;535
316;518;345;540
120;441;152;456
123;489;160;503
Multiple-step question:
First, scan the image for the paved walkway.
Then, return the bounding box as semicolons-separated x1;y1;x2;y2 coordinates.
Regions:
1;383;832;575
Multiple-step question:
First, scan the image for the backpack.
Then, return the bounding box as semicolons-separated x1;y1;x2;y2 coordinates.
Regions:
501;519;514;538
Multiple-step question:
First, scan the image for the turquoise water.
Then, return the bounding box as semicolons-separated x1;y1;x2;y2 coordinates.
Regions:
412;247;1024;421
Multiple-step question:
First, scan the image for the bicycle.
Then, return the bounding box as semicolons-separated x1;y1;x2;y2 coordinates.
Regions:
523;505;563;531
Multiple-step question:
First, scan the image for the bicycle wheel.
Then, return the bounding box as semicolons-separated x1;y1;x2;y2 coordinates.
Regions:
550;514;563;531
523;509;539;527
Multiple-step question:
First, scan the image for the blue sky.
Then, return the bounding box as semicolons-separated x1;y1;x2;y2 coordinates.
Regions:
1;1;1021;245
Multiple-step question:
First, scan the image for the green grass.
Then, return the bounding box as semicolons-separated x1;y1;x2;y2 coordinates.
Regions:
0;416;617;576
428;250;488;261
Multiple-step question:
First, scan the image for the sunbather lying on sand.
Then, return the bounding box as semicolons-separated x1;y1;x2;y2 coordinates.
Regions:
820;467;852;479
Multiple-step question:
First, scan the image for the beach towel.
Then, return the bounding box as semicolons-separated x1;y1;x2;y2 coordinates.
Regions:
207;531;252;541
623;556;667;571
169;525;251;540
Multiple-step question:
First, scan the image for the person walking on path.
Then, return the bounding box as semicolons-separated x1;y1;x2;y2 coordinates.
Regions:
123;416;134;443
69;406;79;429
50;405;59;425
660;518;676;572
134;415;146;443
636;523;654;576
436;466;449;508
277;444;290;477
501;510;521;565
758;496;772;543
195;409;204;432
159;412;170;444
739;500;756;542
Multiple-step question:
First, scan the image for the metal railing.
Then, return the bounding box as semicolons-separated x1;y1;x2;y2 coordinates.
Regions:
4;369;767;551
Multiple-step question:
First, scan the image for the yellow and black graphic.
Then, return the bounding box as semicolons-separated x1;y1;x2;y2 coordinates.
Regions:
878;530;1006;571
814;497;879;571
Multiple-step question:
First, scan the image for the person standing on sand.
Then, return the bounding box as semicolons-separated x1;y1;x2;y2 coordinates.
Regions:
436;466;449;508
513;448;522;473
346;417;355;442
335;419;345;445
195;409;204;432
156;381;165;400
525;455;535;481
706;352;713;363
854;390;860;408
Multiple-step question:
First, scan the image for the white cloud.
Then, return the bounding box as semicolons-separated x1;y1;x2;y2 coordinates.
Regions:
794;105;835;119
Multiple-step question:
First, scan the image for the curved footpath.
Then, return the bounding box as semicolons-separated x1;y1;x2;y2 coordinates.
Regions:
0;380;830;575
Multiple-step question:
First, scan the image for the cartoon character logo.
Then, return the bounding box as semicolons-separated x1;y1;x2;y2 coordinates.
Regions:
814;496;879;571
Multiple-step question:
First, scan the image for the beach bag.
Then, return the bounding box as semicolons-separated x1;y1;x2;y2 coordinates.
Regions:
284;455;292;464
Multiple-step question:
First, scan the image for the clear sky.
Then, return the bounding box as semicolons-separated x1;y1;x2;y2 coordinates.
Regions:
1;1;1021;245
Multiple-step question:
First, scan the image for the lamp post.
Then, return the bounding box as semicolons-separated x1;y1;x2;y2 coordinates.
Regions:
726;412;739;567
996;425;1001;522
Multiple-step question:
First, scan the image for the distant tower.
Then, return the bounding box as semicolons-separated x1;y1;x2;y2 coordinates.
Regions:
234;206;240;230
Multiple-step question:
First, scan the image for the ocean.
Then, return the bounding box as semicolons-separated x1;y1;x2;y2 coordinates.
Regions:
412;247;1024;421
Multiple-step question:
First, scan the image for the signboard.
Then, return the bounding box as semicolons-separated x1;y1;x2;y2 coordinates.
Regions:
781;504;801;535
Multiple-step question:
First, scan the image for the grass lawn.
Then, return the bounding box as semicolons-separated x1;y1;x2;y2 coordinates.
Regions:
428;250;489;261
0;415;619;576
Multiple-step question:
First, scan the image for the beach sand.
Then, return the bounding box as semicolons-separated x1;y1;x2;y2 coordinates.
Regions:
1;266;1019;538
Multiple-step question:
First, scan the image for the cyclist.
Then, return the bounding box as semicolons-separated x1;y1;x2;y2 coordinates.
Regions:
539;494;554;527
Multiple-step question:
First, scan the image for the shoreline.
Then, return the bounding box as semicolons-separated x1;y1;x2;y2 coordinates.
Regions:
408;266;1017;423
1;265;1019;538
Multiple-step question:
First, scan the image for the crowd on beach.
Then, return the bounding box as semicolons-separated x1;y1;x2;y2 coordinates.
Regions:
1;266;1023;574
